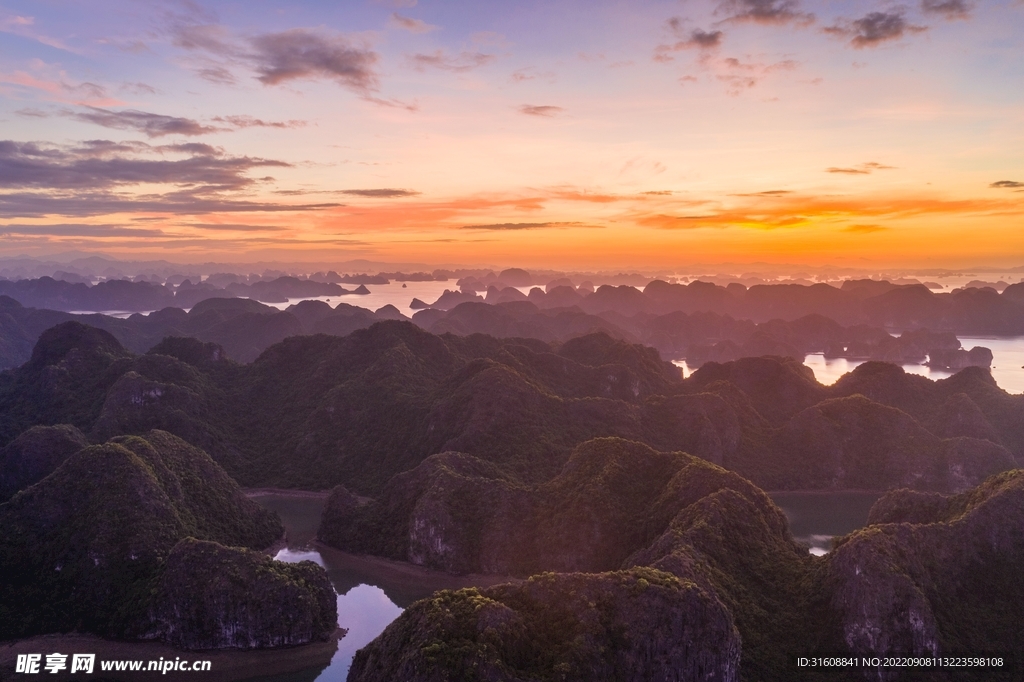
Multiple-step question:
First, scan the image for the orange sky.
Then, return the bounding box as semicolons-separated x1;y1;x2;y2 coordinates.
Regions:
1;0;1022;269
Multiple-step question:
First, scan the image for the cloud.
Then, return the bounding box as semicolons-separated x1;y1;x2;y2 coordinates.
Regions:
518;105;564;117
825;11;927;48
713;57;798;93
843;224;888;233
0;69;120;107
409;50;495;72
67;107;224;137
211;115;307;129
460;222;592;230
921;0;972;19
196;66;237;85
388;13;437;33
338;188;420;197
171;23;235;54
0;139;286;191
990;180;1024;188
61;107;307;138
826;162;896;174
120;82;157;95
249;29;379;91
0;13;77;52
181;222;287;231
511;67;554;83
15;108;49;118
0;192;341;218
171;24;382;96
374;0;417;6
630;192;1024;231
654;28;724;62
718;0;814;25
0;223;162;237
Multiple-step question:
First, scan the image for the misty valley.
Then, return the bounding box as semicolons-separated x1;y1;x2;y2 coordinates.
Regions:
2;271;1023;682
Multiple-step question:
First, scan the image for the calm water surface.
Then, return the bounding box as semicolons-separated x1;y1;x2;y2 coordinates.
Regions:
769;492;883;556
259;280;461;318
675;335;1024;394
249;494;510;682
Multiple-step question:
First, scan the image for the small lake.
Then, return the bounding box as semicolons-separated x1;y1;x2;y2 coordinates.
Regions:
769;491;883;556
248;493;512;682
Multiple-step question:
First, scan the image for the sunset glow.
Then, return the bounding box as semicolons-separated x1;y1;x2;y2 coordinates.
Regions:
1;0;1022;268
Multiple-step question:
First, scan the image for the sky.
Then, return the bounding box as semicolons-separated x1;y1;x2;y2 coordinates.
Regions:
1;0;1022;270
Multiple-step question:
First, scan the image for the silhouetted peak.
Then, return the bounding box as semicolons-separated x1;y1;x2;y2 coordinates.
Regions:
0;295;23;310
556;330;622;363
188;297;277;316
498;268;532;287
374;304;406;320
1001;281;1024;303
30;321;128;368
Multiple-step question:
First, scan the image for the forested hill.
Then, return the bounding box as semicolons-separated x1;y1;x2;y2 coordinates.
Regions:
1;319;1019;495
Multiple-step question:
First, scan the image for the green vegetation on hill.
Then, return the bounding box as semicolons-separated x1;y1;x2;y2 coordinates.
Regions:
350;569;741;682
342;439;1024;682
817;470;1024;681
0;430;334;648
151;538;337;650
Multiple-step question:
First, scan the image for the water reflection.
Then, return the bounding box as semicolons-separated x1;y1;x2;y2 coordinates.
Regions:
274;548;403;681
675;339;1024;395
251;494;514;682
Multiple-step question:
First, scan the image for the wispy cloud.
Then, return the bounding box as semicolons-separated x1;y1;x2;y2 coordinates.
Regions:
0;139;287;190
655;27;724;62
921;0;972;19
712;57;798;93
409;50;495;72
717;0;814;25
0;192;341;219
211;115;307;129
826;162;896;174
181;222;288;231
0;223;162;237
0;138;340;218
518;105;564;117
460;221;595;230
338;188;420;197
68;107;224;137
388;13;437;33
825;11;927;48
990;180;1023;189
0;69;120;107
632;192;1024;231
0;13;77;52
511;67;555;83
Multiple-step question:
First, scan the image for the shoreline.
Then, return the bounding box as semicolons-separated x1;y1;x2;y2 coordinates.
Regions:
243;487;330;499
766;489;887;495
0;629;344;682
312;540;522;593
